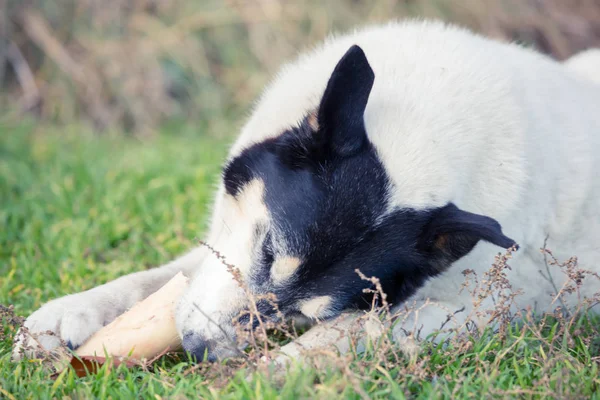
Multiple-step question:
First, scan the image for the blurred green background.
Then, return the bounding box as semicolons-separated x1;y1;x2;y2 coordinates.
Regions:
2;0;600;138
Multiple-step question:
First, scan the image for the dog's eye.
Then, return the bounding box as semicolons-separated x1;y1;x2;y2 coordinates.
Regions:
260;231;275;266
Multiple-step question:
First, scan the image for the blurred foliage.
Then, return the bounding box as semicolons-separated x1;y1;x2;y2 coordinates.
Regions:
1;0;599;137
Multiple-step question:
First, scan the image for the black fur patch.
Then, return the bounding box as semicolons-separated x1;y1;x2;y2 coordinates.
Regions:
417;203;518;270
222;144;267;198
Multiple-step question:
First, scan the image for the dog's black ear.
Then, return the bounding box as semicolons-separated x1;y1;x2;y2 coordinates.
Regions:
317;45;375;157
418;203;518;271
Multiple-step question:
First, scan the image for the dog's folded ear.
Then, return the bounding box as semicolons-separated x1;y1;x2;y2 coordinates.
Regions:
418;203;518;270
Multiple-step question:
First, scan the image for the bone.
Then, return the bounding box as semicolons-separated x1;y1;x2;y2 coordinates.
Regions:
74;272;188;361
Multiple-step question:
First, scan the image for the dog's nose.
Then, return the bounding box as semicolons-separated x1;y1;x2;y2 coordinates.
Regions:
182;332;217;363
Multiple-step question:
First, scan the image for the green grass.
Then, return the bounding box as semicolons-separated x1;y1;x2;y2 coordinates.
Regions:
1;120;600;399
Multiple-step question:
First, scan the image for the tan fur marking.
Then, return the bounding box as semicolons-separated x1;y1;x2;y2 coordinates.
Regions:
236;178;268;220
271;256;302;283
215;178;269;275
434;234;448;250
307;111;319;131
300;296;332;319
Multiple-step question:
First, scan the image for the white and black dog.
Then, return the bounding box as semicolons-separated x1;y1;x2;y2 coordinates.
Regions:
13;19;600;363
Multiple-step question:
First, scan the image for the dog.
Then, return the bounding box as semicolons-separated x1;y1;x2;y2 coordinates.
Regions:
13;19;600;364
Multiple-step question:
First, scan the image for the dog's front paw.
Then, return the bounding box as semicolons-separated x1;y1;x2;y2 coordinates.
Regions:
12;293;117;361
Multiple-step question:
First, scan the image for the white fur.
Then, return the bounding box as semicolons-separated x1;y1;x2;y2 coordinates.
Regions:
14;20;600;363
564;48;600;85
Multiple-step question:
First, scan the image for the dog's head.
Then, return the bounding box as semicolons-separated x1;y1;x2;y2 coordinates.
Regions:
177;45;517;362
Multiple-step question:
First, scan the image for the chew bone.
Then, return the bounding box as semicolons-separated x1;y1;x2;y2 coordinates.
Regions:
74;271;189;361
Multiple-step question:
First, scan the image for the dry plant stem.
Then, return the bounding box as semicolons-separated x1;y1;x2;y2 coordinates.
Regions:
198;240;292;363
539;235;569;315
75;272;189;361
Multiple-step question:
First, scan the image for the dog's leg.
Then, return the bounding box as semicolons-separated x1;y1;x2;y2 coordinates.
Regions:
271;309;398;365
389;300;473;355
271;299;479;366
12;246;209;360
272;311;364;364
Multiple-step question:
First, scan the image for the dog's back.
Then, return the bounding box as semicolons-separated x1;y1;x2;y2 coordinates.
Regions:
565;48;600;85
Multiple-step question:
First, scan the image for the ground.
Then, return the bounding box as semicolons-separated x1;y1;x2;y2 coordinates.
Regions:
1;119;599;399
